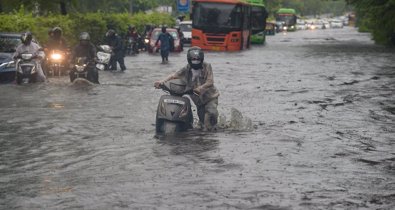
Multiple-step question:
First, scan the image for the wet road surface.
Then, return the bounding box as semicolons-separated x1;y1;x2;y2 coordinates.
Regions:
1;27;394;209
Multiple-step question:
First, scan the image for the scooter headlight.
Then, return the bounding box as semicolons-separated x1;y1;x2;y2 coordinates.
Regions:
21;54;33;60
144;38;149;44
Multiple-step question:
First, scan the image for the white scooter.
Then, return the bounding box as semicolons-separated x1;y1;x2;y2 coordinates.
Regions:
96;45;112;71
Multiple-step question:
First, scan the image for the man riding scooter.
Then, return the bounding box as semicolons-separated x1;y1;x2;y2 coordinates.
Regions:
13;32;46;83
154;46;220;131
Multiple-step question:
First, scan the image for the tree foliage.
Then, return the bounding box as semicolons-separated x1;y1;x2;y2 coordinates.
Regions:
0;0;177;14
265;0;349;17
346;0;395;46
0;11;174;46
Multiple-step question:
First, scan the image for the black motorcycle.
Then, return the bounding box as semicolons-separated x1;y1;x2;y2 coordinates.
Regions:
45;49;70;77
126;37;139;55
156;79;194;134
69;57;98;83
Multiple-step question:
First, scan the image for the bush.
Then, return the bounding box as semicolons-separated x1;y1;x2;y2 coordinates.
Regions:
0;11;175;47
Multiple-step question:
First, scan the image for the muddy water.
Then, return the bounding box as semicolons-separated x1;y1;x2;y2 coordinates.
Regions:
1;27;394;209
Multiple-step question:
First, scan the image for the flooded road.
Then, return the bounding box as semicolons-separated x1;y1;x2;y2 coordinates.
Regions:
1;27;394;209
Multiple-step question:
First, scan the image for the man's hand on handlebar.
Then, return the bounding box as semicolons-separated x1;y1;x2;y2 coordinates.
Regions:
154;80;164;89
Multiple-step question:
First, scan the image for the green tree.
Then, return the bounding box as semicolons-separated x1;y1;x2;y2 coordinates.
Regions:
347;0;395;46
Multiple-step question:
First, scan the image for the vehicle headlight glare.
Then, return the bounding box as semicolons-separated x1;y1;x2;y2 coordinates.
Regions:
51;53;62;60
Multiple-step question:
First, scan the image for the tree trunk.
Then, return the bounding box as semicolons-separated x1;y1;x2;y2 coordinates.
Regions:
129;0;133;14
60;0;67;15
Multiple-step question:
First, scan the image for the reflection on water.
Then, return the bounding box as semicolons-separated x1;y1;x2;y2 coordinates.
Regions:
155;131;220;156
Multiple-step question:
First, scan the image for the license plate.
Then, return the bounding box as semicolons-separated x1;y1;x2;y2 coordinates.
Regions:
96;63;105;70
211;46;220;51
164;99;185;105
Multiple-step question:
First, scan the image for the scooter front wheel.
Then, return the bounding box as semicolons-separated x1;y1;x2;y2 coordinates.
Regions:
162;121;178;135
16;72;23;85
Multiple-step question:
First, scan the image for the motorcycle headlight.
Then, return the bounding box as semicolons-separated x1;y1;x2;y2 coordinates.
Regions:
51;53;62;60
145;39;149;44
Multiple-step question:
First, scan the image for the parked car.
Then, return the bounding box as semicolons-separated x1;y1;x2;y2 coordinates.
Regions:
179;20;192;44
322;20;330;29
296;20;307;30
147;28;182;53
308;21;324;30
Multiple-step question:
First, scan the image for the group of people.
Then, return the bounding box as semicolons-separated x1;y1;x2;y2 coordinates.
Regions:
12;27;130;84
12;26;219;131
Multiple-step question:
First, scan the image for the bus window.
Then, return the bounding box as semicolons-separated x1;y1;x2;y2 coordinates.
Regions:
192;3;243;30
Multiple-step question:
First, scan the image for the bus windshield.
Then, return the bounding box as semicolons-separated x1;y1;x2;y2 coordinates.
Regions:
276;14;296;26
192;2;243;31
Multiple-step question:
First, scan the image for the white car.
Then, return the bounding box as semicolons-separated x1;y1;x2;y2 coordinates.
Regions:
296;21;307;30
322;20;330;29
330;19;344;28
179;20;192;44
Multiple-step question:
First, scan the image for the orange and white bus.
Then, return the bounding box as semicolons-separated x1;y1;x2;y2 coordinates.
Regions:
191;0;252;51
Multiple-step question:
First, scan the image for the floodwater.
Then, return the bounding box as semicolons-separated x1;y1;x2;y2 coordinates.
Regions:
1;27;394;209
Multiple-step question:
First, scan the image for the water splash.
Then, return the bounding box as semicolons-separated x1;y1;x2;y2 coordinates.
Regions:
218;108;253;131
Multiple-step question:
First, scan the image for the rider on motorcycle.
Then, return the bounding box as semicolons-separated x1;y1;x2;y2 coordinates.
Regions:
44;27;69;75
125;25;140;54
46;27;68;51
154;46;220;131
126;25;139;42
13;32;46;82
70;32;99;83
